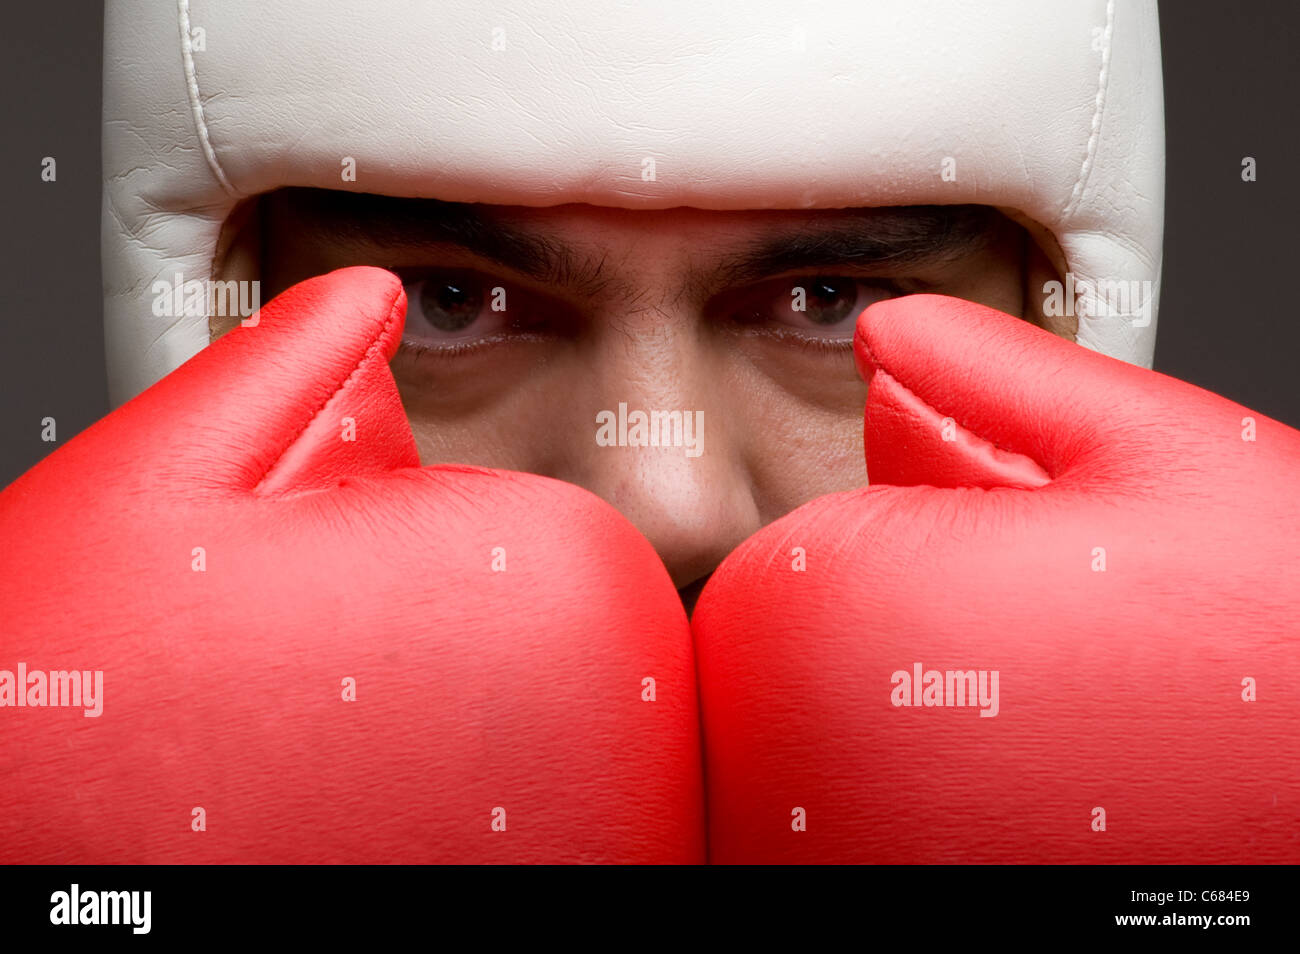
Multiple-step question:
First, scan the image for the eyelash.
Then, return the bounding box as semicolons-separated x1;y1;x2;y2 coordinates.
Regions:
742;323;858;353
396;331;531;361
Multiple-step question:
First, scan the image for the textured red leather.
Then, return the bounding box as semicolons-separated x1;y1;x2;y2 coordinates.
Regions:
0;267;703;864
695;294;1300;863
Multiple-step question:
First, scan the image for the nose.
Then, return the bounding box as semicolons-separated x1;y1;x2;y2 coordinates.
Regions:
587;434;759;590
556;322;761;591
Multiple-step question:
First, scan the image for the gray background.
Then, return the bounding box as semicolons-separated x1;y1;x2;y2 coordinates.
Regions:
1;1;1296;487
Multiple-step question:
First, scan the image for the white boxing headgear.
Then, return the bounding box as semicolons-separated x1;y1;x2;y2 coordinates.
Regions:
102;0;1165;406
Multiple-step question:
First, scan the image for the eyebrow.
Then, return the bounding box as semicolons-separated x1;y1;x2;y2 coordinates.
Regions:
715;205;996;287
274;188;996;301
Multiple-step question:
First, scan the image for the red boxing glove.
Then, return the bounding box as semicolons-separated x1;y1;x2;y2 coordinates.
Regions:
695;294;1300;863
0;267;703;864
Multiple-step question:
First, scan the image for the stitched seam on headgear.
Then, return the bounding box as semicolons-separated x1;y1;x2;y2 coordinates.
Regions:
177;0;238;197
253;288;406;494
1063;0;1115;220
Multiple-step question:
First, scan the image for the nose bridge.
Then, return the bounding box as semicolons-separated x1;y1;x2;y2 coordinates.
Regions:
594;317;712;478
559;304;761;589
605;303;698;401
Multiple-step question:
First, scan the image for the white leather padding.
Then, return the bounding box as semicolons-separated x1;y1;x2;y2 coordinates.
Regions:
103;0;1165;405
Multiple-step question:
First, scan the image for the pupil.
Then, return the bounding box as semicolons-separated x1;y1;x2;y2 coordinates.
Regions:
438;284;470;308
807;278;855;325
422;279;481;331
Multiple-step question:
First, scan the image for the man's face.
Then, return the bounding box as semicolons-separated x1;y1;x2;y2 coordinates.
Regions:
231;189;1068;606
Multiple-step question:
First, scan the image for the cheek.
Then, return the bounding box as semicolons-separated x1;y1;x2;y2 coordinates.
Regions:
730;360;869;520
394;343;585;472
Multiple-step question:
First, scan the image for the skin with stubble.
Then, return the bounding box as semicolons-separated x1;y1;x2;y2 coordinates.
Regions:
214;189;1071;608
